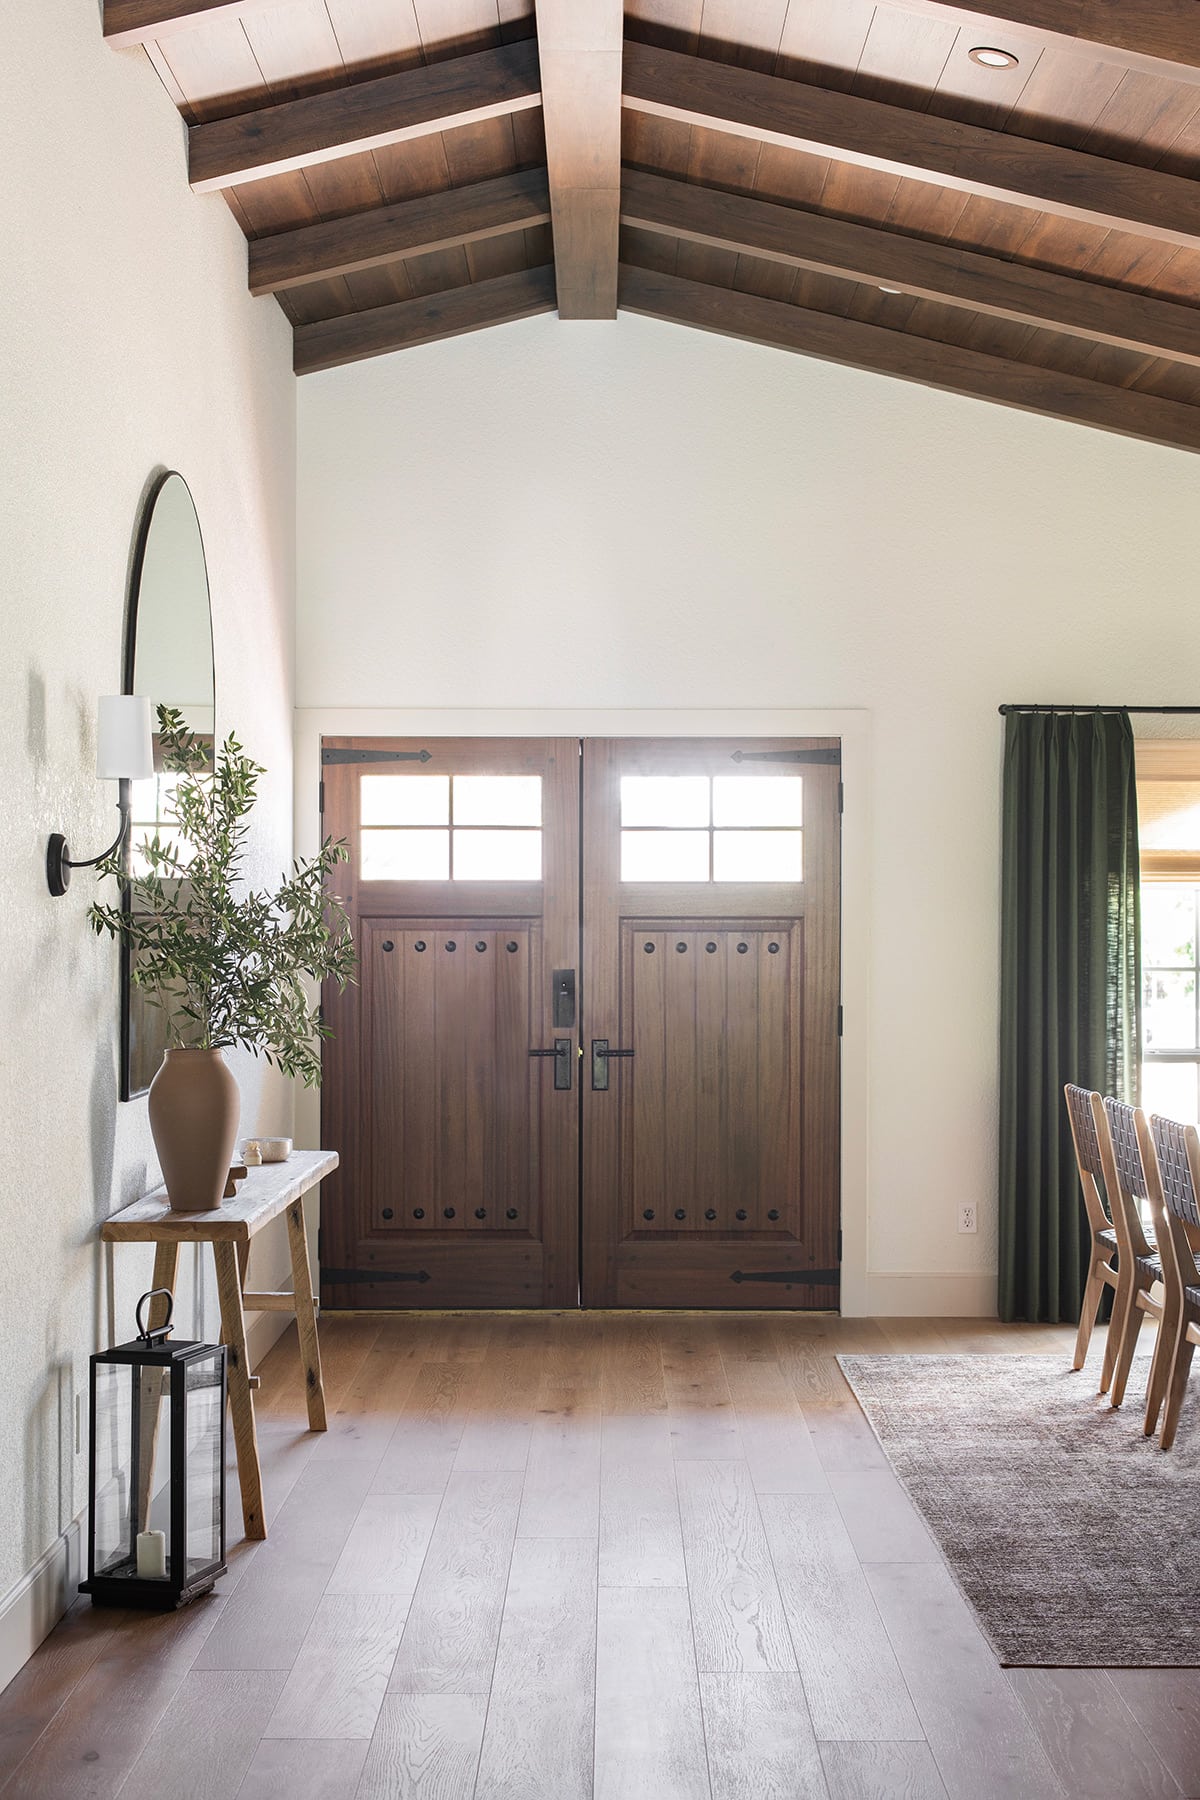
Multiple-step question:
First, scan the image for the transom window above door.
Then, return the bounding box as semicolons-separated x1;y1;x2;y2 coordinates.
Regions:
360;774;542;880
619;775;804;882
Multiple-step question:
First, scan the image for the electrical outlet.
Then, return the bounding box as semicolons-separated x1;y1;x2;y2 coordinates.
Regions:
958;1203;977;1234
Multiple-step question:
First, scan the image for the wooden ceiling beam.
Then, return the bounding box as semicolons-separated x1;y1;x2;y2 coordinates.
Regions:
189;42;541;193
293;265;557;374
621;169;1200;369
250;170;551;295
103;0;278;46
622;43;1200;251
534;0;623;318
899;2;1200;82
618;265;1200;456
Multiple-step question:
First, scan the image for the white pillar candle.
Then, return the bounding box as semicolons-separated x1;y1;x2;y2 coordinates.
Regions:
136;1529;167;1579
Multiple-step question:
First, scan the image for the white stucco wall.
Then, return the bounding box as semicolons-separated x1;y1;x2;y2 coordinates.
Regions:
0;3;296;1624
295;312;1199;1315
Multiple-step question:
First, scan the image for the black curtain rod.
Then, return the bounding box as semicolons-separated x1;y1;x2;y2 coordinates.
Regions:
998;705;1200;716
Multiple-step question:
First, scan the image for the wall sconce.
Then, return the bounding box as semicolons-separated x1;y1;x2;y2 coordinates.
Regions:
47;695;154;897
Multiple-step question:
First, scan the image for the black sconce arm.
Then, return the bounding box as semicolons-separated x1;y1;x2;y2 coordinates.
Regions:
47;783;132;897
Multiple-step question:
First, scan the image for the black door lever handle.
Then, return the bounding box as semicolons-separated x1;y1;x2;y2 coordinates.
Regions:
530;1039;573;1090
591;1039;634;1090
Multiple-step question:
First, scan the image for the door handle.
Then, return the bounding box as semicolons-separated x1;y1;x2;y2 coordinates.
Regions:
591;1039;634;1091
530;1039;573;1090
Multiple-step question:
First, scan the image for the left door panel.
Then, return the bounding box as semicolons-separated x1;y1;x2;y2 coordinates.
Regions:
320;737;580;1308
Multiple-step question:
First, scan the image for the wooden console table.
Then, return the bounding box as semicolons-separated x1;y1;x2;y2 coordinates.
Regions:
101;1150;338;1541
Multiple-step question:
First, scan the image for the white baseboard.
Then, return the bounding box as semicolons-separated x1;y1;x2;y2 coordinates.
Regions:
848;1271;998;1318
0;1511;86;1697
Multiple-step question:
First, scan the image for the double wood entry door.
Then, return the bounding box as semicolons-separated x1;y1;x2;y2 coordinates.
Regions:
320;736;841;1311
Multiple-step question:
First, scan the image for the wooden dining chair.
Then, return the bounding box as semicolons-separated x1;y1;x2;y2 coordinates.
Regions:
1063;1085;1121;1387
1099;1097;1165;1414
1141;1113;1200;1450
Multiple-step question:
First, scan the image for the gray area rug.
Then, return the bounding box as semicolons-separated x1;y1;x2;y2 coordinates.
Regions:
838;1352;1200;1667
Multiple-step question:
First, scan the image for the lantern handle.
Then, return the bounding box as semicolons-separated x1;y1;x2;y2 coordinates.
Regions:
135;1288;175;1344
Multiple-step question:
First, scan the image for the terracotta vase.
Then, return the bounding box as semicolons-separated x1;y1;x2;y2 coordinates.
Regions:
148;1048;240;1212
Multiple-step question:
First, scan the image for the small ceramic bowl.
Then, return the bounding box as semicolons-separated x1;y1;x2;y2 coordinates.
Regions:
258;1137;293;1163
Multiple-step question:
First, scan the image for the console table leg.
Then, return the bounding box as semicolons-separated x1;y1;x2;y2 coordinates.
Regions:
213;1240;266;1540
286;1197;327;1432
149;1245;179;1327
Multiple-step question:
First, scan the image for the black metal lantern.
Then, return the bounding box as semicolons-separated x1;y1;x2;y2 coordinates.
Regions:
80;1289;226;1610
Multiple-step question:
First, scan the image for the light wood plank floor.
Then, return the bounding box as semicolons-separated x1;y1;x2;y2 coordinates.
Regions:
2;1313;1197;1800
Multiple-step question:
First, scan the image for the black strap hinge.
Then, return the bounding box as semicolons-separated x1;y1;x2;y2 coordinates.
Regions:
730;1268;839;1286
321;748;432;765
731;748;840;765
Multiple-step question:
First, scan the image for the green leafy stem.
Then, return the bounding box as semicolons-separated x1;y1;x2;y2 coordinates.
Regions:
89;706;356;1087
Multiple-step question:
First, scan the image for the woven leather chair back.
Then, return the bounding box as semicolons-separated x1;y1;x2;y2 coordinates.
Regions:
1065;1084;1105;1181
1149;1114;1200;1230
1105;1098;1149;1206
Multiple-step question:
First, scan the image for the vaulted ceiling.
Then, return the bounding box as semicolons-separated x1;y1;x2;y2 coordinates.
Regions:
106;0;1200;452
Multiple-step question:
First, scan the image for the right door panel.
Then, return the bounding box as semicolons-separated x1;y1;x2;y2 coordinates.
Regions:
582;738;841;1307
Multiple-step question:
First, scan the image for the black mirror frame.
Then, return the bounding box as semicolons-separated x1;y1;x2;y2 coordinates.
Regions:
119;471;215;1102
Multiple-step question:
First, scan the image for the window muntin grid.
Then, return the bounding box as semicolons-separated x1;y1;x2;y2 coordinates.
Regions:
359;775;543;881
129;772;194;877
619;775;803;883
1143;881;1200;1126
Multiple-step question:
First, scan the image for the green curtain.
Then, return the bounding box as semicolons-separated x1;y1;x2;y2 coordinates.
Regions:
998;709;1141;1323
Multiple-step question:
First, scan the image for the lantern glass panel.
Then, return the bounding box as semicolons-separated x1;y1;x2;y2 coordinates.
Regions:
184;1352;224;1574
94;1357;175;1581
93;1360;133;1577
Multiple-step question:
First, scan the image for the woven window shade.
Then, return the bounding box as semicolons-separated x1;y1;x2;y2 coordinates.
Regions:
1136;742;1200;879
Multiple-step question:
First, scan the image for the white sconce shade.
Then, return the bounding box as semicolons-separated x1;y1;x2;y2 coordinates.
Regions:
97;695;153;781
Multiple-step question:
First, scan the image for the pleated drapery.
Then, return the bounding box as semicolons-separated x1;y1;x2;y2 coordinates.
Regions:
998;710;1141;1323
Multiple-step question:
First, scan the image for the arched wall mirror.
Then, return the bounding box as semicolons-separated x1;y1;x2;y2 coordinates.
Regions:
121;472;215;1100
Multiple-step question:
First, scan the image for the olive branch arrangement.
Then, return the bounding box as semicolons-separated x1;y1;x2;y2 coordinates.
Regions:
89;706;356;1086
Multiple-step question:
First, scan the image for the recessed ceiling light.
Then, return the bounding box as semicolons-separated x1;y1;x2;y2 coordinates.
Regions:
878;285;903;295
969;45;1019;68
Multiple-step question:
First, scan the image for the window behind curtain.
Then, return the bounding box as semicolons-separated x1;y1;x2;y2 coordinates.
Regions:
1138;741;1200;1125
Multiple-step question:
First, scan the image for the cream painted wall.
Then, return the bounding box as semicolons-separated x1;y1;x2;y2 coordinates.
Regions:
0;4;295;1619
296;313;1199;1313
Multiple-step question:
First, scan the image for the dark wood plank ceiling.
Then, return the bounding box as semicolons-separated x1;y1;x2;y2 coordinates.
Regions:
105;0;1200;451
